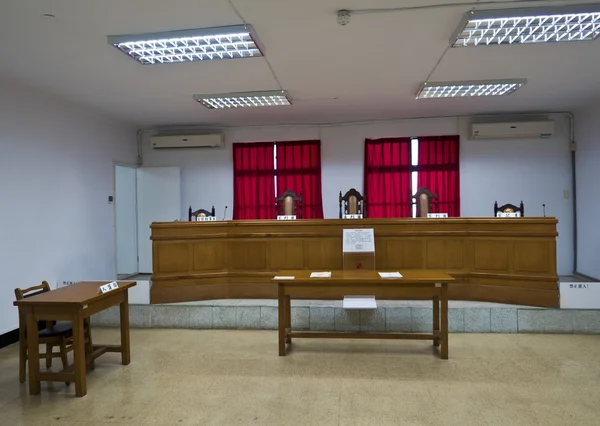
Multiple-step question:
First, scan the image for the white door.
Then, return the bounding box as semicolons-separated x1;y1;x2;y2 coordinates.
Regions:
115;165;138;277
136;167;181;273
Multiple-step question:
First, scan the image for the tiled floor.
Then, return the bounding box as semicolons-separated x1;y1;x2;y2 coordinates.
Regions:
2;329;600;425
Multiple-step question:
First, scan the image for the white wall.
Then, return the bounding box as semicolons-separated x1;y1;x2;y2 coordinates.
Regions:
115;165;138;277
141;114;574;275
0;77;137;334
575;103;600;279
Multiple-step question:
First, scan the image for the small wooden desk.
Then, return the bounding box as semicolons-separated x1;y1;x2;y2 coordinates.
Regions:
13;281;136;397
273;270;454;359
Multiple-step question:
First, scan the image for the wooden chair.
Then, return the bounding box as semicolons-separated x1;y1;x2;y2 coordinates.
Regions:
412;187;437;217
494;201;524;217
339;188;366;218
276;190;302;218
15;281;94;384
188;205;216;221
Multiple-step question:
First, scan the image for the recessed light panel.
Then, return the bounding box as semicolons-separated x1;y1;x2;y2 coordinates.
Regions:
452;4;600;46
194;91;292;109
108;25;263;64
416;80;526;99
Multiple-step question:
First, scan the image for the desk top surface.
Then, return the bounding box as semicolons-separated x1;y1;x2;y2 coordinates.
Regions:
273;270;454;284
13;281;137;307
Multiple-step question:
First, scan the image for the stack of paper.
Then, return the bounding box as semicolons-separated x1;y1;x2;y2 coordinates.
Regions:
378;272;403;279
273;276;295;280
310;271;332;278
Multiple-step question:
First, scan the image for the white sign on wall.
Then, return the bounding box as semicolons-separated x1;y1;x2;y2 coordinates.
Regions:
559;282;600;309
343;228;375;253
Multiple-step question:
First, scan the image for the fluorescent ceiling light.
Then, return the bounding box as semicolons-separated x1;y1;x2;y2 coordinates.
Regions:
107;24;263;64
194;90;292;109
415;79;526;99
451;4;600;46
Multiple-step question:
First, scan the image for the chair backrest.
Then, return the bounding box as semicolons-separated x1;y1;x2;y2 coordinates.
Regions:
188;205;216;221
339;188;366;218
15;281;53;332
276;190;302;217
494;201;524;217
412;187;437;218
15;281;51;301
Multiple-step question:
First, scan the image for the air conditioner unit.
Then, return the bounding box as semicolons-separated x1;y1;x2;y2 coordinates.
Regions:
150;133;224;149
471;121;554;140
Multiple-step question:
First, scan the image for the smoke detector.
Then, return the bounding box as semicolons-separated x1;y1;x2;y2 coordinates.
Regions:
337;10;351;26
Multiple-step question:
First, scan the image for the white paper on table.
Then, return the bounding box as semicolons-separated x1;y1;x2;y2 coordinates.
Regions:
273;276;295;280
378;272;403;279
310;271;332;278
343;296;377;309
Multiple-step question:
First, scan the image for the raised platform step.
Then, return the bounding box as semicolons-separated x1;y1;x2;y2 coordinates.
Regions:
90;300;600;334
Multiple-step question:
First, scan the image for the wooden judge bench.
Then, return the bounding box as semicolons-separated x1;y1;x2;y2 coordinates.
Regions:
150;217;559;308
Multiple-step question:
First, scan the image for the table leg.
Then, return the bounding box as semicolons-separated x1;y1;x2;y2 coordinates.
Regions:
73;313;87;397
433;293;440;347
441;283;449;360
25;309;41;395
278;284;286;356
120;292;131;365
285;295;292;344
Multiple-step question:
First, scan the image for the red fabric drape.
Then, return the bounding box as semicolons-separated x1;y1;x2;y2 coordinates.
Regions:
232;142;276;220
276;140;324;219
364;138;412;218
417;135;460;217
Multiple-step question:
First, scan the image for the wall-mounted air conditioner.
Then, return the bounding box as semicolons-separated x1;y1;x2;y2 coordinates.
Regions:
150;133;224;149
471;121;554;140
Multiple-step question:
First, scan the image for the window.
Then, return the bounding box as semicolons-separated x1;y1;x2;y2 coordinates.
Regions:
233;140;324;220
364;135;460;218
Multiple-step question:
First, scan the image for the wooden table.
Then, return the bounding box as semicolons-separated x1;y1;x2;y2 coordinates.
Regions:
273;270;454;359
13;281;136;397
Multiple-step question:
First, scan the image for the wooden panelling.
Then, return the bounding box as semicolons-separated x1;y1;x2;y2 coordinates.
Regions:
192;241;225;271
384;239;424;269
268;241;304;270
157;243;189;273
304;239;342;270
150;218;559;307
425;240;463;269
514;242;550;273
473;240;509;271
230;241;266;270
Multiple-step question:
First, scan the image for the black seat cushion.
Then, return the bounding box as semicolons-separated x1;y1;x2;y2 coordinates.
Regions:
38;321;73;338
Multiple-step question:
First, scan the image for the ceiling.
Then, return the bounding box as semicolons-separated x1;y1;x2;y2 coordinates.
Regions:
1;0;599;128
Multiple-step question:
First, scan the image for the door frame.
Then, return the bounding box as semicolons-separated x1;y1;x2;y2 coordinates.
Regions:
113;161;139;280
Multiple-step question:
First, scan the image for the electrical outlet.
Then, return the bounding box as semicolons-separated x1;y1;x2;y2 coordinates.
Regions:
563;189;569;199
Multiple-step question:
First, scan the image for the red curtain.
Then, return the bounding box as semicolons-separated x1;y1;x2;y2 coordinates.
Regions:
417;135;460;217
232;142;276;220
276;140;324;219
364;138;412;218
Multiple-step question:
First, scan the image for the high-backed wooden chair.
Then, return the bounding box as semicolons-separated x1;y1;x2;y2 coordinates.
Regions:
15;281;94;384
494;201;524;217
188;205;216;221
339;188;366;218
276;190;302;218
412;187;437;218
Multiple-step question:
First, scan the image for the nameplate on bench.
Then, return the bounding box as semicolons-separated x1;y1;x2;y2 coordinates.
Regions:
427;213;448;218
277;215;296;220
343;214;363;219
98;281;119;294
196;216;217;221
496;212;519;218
